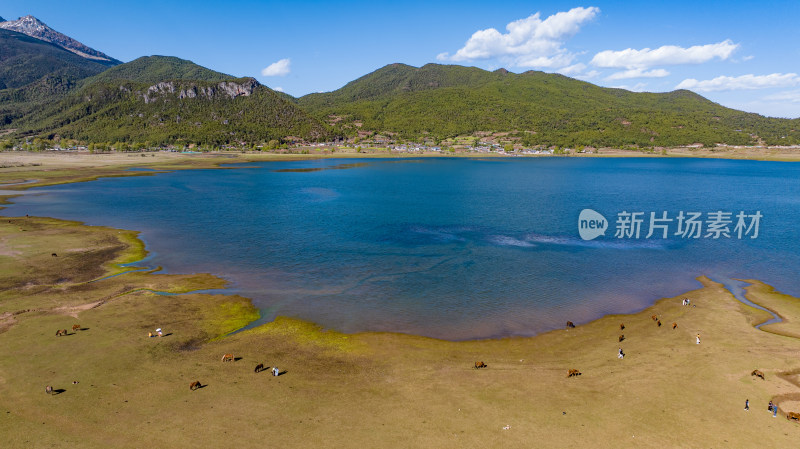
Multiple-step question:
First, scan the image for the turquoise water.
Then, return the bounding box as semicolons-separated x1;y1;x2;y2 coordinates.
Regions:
4;157;800;339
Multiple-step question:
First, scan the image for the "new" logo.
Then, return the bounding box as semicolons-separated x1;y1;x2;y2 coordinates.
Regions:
578;209;608;241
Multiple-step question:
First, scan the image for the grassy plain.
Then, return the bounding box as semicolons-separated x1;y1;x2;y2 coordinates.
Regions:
1;151;800;447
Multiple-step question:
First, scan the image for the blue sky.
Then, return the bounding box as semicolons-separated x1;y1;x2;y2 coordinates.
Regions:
5;1;800;117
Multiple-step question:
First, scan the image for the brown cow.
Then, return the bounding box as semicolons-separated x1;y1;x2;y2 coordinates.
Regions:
787;412;800;421
618;334;625;342
567;369;582;377
619;323;625;330
72;324;81;332
651;315;658;321
189;381;201;391
751;370;765;380
254;363;265;373
51;253;57;257
566;321;575;328
55;329;67;336
657;320;662;327
221;353;234;362
475;361;487;369
672;322;677;329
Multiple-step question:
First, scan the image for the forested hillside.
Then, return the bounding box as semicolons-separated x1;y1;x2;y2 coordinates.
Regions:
18;77;330;146
0;28;116;125
299;63;800;147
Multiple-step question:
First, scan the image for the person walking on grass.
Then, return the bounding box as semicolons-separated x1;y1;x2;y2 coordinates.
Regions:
745;399;749;411
696;334;700;344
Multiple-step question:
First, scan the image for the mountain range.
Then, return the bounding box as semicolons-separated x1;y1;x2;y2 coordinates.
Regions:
1;14;798;148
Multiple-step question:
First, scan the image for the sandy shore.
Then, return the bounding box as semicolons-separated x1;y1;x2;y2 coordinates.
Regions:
1;144;799;184
1;152;799;447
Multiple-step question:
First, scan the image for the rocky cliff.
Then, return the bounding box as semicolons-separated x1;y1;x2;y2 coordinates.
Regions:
140;78;259;104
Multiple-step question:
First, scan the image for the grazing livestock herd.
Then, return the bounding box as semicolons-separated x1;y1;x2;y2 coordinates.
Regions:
47;320;285;398
55;324;81;336
185;356;280;392
44;294;799;425
472;298;800;422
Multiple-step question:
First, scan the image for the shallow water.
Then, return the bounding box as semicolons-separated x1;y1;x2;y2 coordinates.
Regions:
4;157;799;339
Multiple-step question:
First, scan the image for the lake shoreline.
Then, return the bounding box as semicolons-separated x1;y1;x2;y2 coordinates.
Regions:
1;147;799;193
1;151;799;340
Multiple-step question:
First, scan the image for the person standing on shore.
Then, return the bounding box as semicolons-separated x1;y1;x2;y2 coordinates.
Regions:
745;399;749;411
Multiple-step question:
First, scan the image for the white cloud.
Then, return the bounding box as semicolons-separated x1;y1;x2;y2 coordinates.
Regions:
610;82;648;92
557;63;586;75
763;89;800;103
557;64;600;81
676;73;800;92
273;86;285;92
516;53;576;69
576;70;600;80
437;7;599;69
261;58;291;77
591;40;738;69
606;68;670;81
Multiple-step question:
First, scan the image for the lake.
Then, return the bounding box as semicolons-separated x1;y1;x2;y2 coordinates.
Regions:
4;157;800;339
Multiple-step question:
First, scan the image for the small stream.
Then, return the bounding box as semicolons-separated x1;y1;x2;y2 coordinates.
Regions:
715;277;782;329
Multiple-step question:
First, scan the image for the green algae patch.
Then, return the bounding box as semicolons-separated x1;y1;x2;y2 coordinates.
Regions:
113;229;148;266
150;272;227;294
203;295;260;340
248;316;365;353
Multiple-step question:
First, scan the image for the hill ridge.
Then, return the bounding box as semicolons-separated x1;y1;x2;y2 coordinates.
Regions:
297;62;799;147
0;15;119;65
